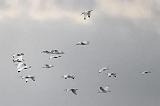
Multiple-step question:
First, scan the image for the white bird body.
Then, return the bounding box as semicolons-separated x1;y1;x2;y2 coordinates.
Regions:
12;53;24;58
21;75;35;83
42;50;64;55
13;55;24;63
51;50;64;54
13;56;24;62
65;88;78;95
76;41;89;45
41;50;50;54
99;67;110;73
98;86;111;93
17;65;31;73
107;72;117;78
49;55;62;59
62;74;75;79
16;62;26;69
141;71;151;75
42;64;54;68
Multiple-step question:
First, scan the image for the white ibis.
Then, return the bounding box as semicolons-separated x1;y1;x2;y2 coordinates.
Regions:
13;58;24;63
41;50;50;54
98;86;111;93
41;50;64;55
42;64;54;68
98;67;110;73
81;10;93;20
141;71;151;75
12;53;24;58
76;41;89;45
50;50;64;54
21;75;35;83
107;72;117;78
17;65;31;73
62;74;75;79
12;54;24;63
49;55;62;59
16;62;26;69
65;88;78;95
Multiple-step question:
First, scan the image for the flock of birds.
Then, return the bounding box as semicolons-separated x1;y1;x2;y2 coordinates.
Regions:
12;10;152;96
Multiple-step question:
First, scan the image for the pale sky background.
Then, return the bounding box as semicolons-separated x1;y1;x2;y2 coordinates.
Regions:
0;0;160;106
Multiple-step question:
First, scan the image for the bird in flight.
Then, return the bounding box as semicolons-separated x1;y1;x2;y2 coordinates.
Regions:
98;67;110;73
141;71;151;75
107;72;117;78
42;64;54;68
49;55;62;59
62;74;75;80
12;53;24;63
16;62;26;69
65;88;78;95
41;50;50;54
17;64;31;73
41;50;64;55
21;75;35;83
81;10;93;20
76;41;90;46
50;50;64;54
98;86;111;93
12;53;24;58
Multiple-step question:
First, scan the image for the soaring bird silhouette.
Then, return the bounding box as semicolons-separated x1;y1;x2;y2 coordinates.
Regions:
65;88;78;95
81;10;93;20
21;75;35;83
98;86;111;93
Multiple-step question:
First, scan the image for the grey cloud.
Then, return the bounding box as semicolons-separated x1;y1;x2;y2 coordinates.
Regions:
0;0;160;106
54;0;96;11
0;0;9;9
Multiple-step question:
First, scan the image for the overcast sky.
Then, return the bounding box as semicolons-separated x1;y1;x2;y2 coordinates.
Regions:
0;0;160;106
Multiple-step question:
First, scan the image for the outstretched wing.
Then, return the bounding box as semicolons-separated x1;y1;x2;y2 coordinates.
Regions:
104;86;109;91
87;10;93;18
31;77;35;81
104;86;111;92
72;89;78;95
68;75;75;79
72;91;77;95
81;41;89;45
